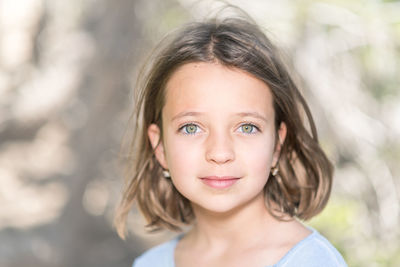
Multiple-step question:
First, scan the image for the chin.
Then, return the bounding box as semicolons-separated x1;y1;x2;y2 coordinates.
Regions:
192;199;247;215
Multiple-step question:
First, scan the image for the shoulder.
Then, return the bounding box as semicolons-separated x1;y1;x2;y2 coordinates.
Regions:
132;235;181;267
276;228;348;267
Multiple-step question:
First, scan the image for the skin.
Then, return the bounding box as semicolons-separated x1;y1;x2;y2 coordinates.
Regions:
148;62;311;267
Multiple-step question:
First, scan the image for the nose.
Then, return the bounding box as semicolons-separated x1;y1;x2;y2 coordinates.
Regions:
205;130;235;164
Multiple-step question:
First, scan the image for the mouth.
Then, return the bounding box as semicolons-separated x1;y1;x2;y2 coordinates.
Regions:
200;176;241;189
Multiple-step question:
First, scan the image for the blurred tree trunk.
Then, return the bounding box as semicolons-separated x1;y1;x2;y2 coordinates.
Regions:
55;0;149;266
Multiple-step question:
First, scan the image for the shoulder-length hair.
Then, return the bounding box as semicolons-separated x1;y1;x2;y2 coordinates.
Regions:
114;16;333;238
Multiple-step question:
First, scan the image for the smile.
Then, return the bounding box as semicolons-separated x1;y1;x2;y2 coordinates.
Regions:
200;176;240;189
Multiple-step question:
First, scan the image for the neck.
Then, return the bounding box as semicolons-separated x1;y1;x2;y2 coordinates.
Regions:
187;193;293;249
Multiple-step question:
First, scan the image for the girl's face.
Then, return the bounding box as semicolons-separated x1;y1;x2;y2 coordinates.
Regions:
148;62;286;214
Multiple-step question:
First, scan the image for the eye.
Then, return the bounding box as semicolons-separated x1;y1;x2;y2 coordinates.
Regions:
180;123;200;135
238;124;259;134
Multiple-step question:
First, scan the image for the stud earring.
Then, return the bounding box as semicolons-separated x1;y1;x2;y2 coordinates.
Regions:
163;170;171;178
271;166;279;176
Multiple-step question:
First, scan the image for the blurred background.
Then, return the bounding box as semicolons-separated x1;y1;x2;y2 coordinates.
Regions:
0;0;399;266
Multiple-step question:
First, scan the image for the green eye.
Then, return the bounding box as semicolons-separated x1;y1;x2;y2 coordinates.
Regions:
184;124;198;134
240;124;256;134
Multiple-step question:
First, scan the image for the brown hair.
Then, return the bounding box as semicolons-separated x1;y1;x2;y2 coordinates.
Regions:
114;16;333;239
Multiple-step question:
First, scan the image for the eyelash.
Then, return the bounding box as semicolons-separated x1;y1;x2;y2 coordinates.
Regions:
178;122;261;135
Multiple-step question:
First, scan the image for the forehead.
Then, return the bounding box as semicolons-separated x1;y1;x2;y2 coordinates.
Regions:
163;62;274;119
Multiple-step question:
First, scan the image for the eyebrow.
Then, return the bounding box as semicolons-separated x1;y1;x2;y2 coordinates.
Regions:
171;111;268;123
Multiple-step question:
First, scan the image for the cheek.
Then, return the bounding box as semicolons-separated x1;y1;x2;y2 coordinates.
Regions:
238;137;275;176
164;137;201;176
163;138;202;199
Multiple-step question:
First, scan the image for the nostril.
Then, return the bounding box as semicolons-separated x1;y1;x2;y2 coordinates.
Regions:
205;150;235;164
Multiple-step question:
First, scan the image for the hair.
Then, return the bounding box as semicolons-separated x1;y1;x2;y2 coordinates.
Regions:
114;14;334;239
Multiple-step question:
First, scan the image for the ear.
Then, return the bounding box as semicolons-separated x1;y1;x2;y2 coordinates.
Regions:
147;124;169;169
272;122;287;167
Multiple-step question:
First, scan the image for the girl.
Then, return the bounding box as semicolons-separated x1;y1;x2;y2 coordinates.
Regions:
115;14;348;267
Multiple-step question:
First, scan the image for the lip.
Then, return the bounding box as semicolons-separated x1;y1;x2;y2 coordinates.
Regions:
200;176;240;189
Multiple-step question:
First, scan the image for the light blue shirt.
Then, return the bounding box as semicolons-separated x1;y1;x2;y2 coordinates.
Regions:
132;227;348;267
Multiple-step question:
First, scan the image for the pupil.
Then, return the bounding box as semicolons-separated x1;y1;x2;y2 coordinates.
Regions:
244;125;252;132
